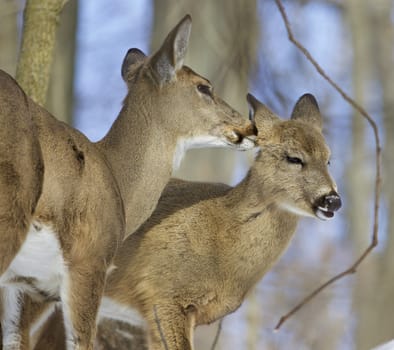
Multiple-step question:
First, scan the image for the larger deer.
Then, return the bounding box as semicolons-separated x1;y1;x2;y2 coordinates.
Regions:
0;15;256;350
33;93;342;350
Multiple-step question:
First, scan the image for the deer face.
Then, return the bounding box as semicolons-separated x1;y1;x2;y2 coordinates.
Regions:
120;15;257;160
248;93;341;220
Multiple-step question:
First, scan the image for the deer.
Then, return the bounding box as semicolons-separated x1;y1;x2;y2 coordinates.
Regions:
0;14;256;350
31;93;342;350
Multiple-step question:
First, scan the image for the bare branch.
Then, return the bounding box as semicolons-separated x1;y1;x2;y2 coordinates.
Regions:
210;319;223;350
274;0;382;330
153;305;169;350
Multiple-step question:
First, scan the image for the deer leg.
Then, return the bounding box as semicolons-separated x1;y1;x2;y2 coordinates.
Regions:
1;287;25;350
1;290;53;350
23;297;57;350
60;263;107;350
147;304;195;350
31;308;66;350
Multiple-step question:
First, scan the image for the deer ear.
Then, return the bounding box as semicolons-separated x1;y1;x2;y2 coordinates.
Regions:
247;93;279;134
291;93;322;130
121;48;146;82
150;14;192;84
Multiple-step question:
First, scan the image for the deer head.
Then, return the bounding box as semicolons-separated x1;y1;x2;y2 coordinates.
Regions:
120;15;257;164
247;93;341;220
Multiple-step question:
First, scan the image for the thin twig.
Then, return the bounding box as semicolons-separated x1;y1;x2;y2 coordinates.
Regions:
153;305;169;350
210;319;223;350
274;0;382;330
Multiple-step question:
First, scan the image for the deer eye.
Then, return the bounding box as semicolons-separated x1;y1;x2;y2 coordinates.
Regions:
197;84;213;97
286;156;303;166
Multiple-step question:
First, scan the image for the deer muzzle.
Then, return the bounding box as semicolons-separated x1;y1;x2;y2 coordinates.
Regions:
314;191;342;220
224;123;258;150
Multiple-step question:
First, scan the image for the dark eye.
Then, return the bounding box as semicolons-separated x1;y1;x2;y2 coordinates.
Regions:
197;84;212;96
327;160;331;166
286;156;303;166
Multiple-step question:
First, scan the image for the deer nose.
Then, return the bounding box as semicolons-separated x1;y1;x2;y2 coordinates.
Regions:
314;191;341;220
317;192;342;212
228;123;258;147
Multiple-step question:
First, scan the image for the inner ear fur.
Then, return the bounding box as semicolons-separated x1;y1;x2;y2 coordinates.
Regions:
247;93;279;137
290;93;322;130
149;14;192;85
121;48;146;82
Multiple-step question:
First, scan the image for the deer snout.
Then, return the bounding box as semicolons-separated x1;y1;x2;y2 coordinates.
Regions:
314;191;342;220
225;123;258;150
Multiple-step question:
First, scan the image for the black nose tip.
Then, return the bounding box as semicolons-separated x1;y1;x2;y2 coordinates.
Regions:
318;192;342;212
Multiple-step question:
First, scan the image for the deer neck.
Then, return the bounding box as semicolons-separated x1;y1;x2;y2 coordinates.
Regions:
221;167;299;289
97;102;177;236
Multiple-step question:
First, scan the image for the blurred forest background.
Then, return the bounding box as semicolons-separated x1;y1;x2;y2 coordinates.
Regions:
0;0;392;349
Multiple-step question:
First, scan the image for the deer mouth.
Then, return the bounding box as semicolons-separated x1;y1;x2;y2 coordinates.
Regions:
221;123;258;150
314;192;342;221
234;135;256;150
223;131;257;150
315;192;342;220
315;206;335;220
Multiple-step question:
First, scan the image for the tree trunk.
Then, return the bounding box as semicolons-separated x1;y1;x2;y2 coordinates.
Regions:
347;0;394;350
16;0;69;106
362;0;394;348
47;0;77;124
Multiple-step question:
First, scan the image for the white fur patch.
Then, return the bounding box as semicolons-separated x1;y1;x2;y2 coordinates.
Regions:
172;134;256;171
173;136;229;170
0;222;65;297
98;297;146;328
238;136;255;150
279;202;315;218
0;222;67;348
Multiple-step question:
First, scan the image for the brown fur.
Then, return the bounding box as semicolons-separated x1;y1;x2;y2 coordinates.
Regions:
0;15;256;350
0;72;43;276
33;94;341;349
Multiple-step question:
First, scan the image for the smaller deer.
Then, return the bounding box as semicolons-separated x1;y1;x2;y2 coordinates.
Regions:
33;93;341;350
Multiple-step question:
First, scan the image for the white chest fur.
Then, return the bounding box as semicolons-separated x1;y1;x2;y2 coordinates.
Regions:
0;221;65;298
173;136;229;171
